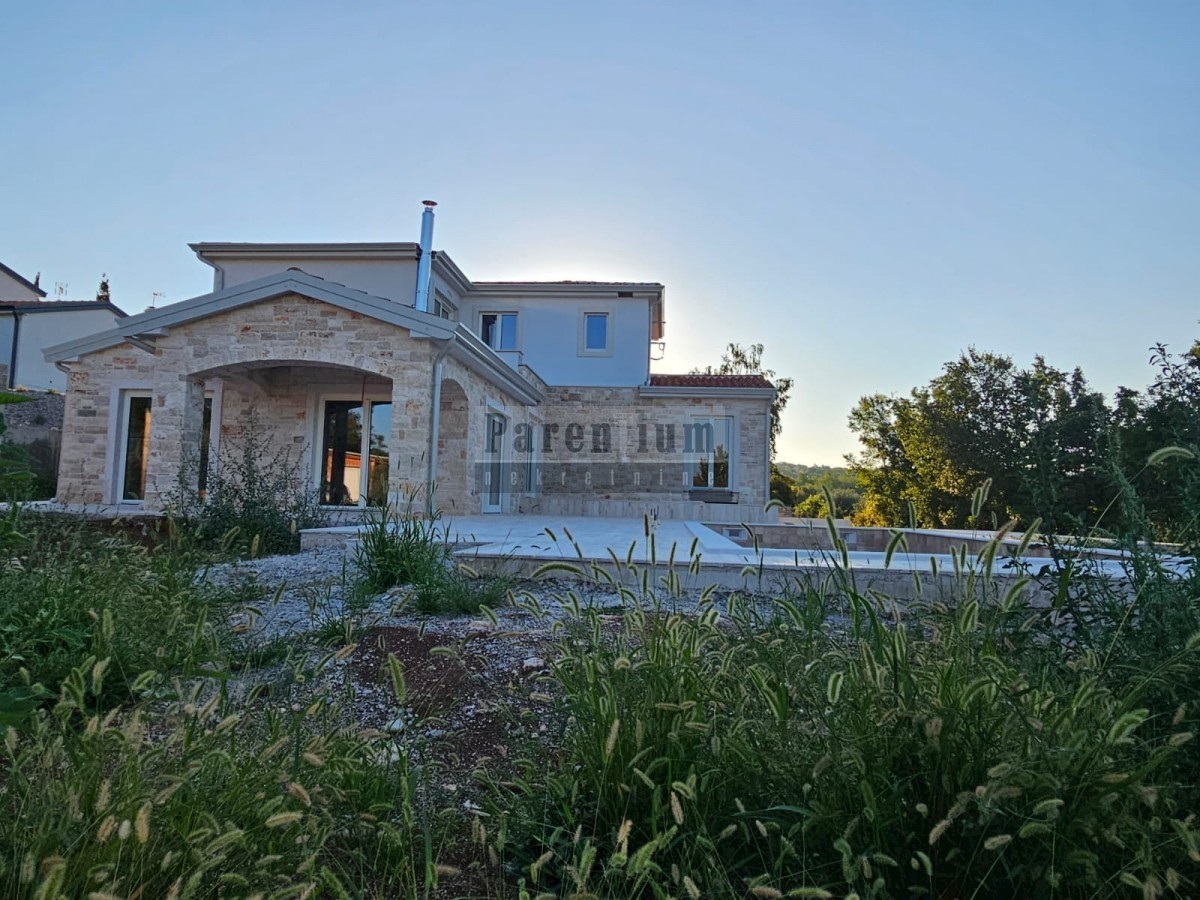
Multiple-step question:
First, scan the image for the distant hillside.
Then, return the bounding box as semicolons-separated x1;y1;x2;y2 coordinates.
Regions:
771;462;861;519
774;462;852;481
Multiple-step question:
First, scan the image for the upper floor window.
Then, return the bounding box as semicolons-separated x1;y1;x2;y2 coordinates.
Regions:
578;311;612;356
481;312;518;351
433;293;455;320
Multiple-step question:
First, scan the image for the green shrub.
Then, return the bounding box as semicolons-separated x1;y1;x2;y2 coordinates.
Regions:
481;539;1200;898
172;408;326;557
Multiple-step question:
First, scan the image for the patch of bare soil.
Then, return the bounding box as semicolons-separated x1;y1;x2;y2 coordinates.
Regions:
344;624;560;897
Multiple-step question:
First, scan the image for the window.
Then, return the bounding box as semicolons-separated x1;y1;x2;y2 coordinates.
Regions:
577;310;613;356
116;392;215;503
118;393;152;501
687;417;733;489
480;312;517;351
319;399;392;506
433;293;455;320
482;411;506;512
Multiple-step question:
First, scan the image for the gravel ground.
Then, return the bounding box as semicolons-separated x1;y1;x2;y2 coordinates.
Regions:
206;543;796;644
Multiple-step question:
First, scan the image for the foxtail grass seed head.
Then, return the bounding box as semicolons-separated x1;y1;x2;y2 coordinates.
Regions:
118;819;132;841
135;805;150;843
671;792;684;825
749;887;783;898
984;834;1012;850
929;819;952;845
605;718;620;758
617;819;633;846
95;779;111;812
97;816;117;843
265;811;305;828
288;783;312;807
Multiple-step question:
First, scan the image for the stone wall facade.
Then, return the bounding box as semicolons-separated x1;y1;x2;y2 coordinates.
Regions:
518;386;773;522
55;292;773;521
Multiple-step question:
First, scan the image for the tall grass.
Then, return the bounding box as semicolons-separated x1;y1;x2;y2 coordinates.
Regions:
353;504;514;615
0;507;444;898
481;532;1200;898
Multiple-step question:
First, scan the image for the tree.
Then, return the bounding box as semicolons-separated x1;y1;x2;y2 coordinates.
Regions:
1111;340;1200;543
96;274;111;304
693;343;793;458
848;349;1112;531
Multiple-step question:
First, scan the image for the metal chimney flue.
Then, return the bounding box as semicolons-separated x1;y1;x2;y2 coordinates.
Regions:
414;200;437;311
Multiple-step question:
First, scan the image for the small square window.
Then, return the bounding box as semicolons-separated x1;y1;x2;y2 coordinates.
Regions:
578;311;612;356
481;312;518;350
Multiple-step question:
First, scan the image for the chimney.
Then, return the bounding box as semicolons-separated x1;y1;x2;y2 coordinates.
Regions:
414;200;437;311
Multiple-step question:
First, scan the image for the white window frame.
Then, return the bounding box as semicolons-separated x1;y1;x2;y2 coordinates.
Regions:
482;402;509;513
577;309;614;357
112;389;152;505
107;382;222;506
687;415;735;490
479;311;519;351
524;415;542;496
313;390;393;508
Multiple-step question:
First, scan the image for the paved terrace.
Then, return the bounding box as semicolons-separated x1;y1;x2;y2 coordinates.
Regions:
301;515;1152;601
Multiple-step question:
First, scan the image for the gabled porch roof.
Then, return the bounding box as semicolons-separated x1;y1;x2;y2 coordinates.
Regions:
43;268;544;405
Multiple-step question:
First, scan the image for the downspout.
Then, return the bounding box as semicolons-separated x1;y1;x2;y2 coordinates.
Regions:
413;200;437;312
426;338;454;516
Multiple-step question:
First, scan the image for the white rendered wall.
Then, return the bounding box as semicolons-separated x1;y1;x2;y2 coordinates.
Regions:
208;258;419;305
17;308;124;391
457;296;650;387
0;315;14;381
0;270;41;302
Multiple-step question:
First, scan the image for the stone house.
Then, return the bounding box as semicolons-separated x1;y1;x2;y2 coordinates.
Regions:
44;204;776;522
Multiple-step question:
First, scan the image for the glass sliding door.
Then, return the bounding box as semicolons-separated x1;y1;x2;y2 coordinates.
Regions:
319;399;390;507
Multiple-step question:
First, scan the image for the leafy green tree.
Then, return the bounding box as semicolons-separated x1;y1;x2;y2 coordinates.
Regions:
848;349;1113;531
95;274;111;304
693;343;793;458
1111;340;1200;543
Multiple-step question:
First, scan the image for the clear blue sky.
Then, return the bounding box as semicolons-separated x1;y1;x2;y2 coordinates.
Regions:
2;1;1197;465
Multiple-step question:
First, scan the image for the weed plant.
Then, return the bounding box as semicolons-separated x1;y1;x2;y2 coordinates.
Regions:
171;408;326;557
353;504;514;616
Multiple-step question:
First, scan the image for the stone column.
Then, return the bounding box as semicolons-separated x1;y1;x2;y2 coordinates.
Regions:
144;374;206;513
387;360;433;514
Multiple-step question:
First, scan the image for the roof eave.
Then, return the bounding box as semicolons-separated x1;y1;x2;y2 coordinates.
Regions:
638;385;777;400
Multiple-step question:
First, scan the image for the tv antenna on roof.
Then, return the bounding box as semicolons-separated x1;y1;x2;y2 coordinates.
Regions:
151;291;164;309
55;282;67;301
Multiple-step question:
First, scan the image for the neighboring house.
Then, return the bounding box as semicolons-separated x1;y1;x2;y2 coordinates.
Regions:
44;204;776;521
1;261;127;391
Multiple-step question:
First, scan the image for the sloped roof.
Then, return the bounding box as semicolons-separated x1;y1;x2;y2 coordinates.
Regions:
649;373;775;389
0;300;126;316
0;261;47;298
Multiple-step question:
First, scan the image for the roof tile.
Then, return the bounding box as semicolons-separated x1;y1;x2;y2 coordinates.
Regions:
649;373;774;389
